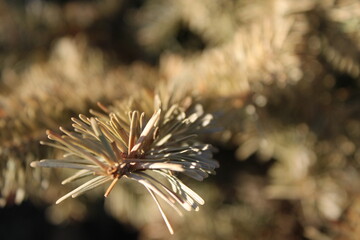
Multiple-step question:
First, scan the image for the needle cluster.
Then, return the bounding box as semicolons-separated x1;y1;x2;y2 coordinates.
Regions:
31;97;218;234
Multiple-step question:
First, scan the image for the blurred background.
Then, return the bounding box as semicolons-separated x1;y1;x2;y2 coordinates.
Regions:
0;0;360;239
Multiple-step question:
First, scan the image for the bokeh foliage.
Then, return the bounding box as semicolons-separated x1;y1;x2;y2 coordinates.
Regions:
0;0;359;239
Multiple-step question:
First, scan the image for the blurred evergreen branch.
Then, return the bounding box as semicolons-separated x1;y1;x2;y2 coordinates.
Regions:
0;0;360;239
